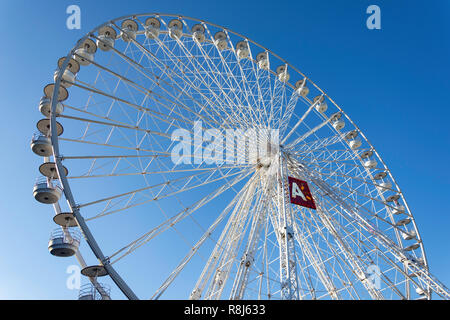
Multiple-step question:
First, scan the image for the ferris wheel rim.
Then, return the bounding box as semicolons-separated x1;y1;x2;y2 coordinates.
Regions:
47;13;433;300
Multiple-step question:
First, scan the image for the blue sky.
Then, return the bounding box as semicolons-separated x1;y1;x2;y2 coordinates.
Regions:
0;0;448;299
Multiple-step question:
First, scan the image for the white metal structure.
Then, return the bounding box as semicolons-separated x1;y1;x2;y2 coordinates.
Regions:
32;13;450;300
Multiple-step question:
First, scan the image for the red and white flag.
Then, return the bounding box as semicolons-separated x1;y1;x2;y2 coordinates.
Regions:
288;177;316;210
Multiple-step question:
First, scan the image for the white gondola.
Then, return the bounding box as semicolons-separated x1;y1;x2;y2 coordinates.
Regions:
190;289;201;300
214;31;228;51
81;265;108;277
33;177;62;204
349;139;362;150
236;40;249;59
395;218;411;226
215;270;225;286
58;56;80;75
39;162;68;179
333;120;345;130
97;26;117;51
53;57;79;88
295;80;310;97
377;181;392;191
53;212;78;227
73;39;97;66
364;159;377;168
78;283;111;300
374;171;387;180
404;243;420;251
314;95;325;104
192;24;205;43
37;119;64;136
329;112;344;130
256;52;269;70
276;65;290;83
44;83;68;102
386;194;400;202
360;150;373;159
30;133;52;157
392;205;406;215
168;19;183;39
315;101;327;112
416;287;426;295
402;230;417;240
120;19;138;42
145;17;160;39
313;95;327;112
345;130;358;140
415;257;425;266
53;69;75;88
48;228;80;257
39;96;64;117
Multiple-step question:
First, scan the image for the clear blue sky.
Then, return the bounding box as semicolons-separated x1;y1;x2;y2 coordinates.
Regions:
0;0;448;299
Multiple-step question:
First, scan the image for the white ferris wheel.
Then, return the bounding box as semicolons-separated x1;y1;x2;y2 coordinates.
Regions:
31;13;449;300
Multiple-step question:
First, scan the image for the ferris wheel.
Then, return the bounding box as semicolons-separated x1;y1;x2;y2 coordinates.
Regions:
31;13;449;300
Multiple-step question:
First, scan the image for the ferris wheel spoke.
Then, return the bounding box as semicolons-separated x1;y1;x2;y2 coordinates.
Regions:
294;196;400;299
57;113;171;138
63;102;156;130
288;155;396;211
268;74;287;129
57;116;243;166
302;166;398;201
192;173;263;300
298;152;374;181
104;27;239;131
278;90;301;138
59;136;175;154
107;168;253;264
312;202;404;299
305;165;401;218
90;163;246;220
303;155;388;173
92;33;226;131
287;166;398;297
310;205;386;299
189;178;251;299
223;35;268;129
294;165;439;298
309;194;422;299
165;34;263;129
293;218;362;300
285;116;335;150
67;164;249;180
197;29;267;128
289;205;342;299
67;79;198;132
228;48;267;129
281;96;323;145
310;179;416;248
291;133;344;156
79;166;250;212
151;173;257;300
292;212;354;299
288;161;399;236
229;174;274;299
